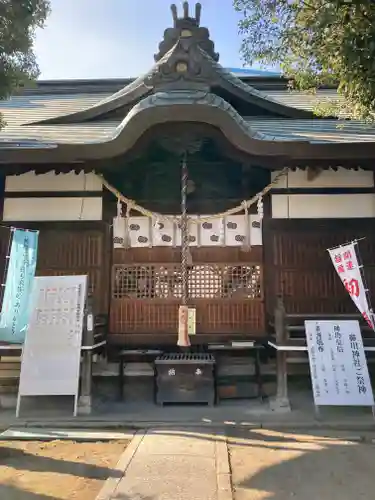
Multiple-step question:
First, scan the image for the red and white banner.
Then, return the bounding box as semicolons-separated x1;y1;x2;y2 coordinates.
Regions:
328;242;375;330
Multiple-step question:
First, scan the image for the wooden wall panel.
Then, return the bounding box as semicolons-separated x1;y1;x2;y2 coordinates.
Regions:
0;222;110;315
263;218;375;316
113;246;263;264
36;226;110;314
109;299;265;336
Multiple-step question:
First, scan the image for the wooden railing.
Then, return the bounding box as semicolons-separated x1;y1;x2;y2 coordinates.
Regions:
272;294;375;349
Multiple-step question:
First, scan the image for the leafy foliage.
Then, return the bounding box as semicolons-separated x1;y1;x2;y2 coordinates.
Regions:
234;0;375;121
0;0;50;127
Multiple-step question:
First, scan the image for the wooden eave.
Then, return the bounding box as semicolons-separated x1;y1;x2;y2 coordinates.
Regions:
1;92;375;168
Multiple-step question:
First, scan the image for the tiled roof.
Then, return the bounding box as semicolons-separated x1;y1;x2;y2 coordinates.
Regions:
0;88;343;125
0;118;373;146
0;93;109;125
247;118;375;143
265;90;343;111
0;122;119;144
0;88;372;145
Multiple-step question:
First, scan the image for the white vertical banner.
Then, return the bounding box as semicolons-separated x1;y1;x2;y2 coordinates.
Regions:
327;241;375;330
305;320;374;407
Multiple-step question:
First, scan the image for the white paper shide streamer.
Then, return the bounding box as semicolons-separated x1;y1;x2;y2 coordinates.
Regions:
257;196;264;220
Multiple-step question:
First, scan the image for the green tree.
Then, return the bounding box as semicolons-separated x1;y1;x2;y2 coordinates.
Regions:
234;0;375;121
0;0;50;127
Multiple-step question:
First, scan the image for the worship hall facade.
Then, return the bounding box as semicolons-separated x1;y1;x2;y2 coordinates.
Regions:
0;2;374;350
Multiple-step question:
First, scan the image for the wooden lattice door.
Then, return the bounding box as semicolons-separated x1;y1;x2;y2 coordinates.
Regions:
109;247;266;345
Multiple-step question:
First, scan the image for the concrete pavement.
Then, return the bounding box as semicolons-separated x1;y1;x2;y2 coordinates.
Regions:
96;429;232;500
94;427;375;500
3;390;375;432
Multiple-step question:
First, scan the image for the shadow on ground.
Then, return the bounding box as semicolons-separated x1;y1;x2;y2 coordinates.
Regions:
0;484;59;499
229;428;375;500
1;426;375;499
0;446;121;480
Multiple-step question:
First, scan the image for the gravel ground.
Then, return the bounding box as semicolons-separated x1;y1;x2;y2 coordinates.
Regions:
229;429;375;500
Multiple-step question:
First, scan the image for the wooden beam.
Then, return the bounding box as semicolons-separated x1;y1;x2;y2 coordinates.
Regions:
4;190;103;199
270;186;375;195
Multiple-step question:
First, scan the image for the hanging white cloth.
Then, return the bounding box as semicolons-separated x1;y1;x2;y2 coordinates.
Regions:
113;199;131;248
241;201;251;252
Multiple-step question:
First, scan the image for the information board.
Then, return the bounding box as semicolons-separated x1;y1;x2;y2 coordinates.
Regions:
16;275;87;417
305;320;374;407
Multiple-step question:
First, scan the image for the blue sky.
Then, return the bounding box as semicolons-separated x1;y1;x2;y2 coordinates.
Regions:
33;0;259;79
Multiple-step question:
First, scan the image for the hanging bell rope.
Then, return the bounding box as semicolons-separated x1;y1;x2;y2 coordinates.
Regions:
123;202;132;248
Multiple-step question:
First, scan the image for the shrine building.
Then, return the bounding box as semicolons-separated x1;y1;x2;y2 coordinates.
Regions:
0;1;374;356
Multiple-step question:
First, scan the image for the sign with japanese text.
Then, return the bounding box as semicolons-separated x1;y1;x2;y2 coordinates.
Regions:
188;307;196;335
17;275;87;417
178;305;192;347
305;320;374;406
328;242;375;330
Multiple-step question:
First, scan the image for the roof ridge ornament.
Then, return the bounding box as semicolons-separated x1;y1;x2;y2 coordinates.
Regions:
146;40;215;91
154;2;219;62
170;2;201;27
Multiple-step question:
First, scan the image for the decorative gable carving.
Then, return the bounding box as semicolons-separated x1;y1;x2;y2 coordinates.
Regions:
154;2;219;63
146;36;216;91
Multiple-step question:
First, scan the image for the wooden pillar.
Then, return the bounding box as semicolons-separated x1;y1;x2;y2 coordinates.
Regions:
78;294;94;415
79;351;93;415
269;295;291;411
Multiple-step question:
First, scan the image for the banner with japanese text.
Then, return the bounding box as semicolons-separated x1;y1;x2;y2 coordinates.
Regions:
328;242;375;330
0;229;39;344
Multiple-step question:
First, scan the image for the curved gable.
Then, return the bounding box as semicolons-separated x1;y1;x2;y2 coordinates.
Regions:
25;1;317;127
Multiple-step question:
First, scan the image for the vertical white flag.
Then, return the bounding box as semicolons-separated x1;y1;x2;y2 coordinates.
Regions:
328;242;375;330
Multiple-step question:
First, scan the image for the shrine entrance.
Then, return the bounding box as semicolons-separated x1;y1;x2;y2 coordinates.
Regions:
102;133;274;347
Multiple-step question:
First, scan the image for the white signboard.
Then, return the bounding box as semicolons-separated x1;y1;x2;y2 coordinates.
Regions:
16;275;87;417
305;320;374;407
